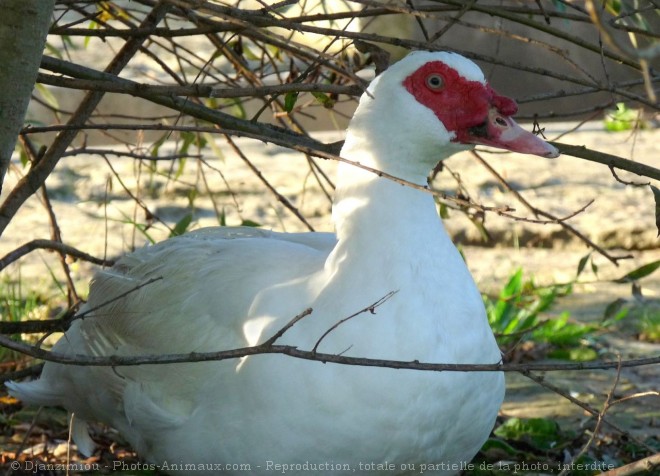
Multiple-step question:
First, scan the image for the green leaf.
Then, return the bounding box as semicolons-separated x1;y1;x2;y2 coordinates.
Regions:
202;132;225;162
576;252;591;277
176;131;207;176
228;97;246;119
532;313;595;346
604;0;622;16
205;97;219;110
438;203;450;219
170;213;193;237
35;83;60;110
468;218;491;242
44;42;63;59
602;298;629;326
494;417;563;451
240;219;261;228
19;149;29;167
187;189;198;207
242;43;261;61
115;211;156;244
486;269;579;349
85;21;98;48
311;92;336;109
179;131;196;157
175;158;187;180
284;92;299;113
488;269;523;332
150;133;169;157
613;260;660;283
591;258;599;278
604;102;639;132
218;208;227;226
548;347;598;361
479;437;520;456
651;185;660;237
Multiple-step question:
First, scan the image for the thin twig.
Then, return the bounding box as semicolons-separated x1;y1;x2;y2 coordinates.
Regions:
261;308;313;347
0;239;114;272
552;142;660;182
521;370;657;454
226;136;316;231
73;276;163;322
469;149;628;265
40;184;80;306
312;291;397;353
558;356;622;476
17;135;80;305
609;390;660;407
0;2;172;237
36;72;362;98
0;328;659;371
608;165;650;187
597;453;660;476
0;307;77;335
63;147;199;161
102;155;174;233
4;407;43;476
0;364;44;384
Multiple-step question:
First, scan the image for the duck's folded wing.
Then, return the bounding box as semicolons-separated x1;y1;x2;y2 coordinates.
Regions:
8;226;334;453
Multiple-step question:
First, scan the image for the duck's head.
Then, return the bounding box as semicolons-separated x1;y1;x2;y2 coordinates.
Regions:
349;51;559;165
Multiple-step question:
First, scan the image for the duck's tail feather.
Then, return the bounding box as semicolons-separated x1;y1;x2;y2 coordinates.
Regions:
6;379;61;407
6;380;96;456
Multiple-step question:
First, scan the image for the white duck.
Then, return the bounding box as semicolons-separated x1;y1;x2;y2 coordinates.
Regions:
9;51;558;475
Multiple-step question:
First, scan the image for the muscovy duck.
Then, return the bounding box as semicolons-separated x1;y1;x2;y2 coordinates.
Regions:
9;51;558;475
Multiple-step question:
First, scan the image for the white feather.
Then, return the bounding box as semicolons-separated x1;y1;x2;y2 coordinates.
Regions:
8;52;509;476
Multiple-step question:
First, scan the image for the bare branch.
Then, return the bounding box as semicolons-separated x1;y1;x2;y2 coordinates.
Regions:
0;2;172;236
38;55;330;152
226;136;316;231
0;239;114;271
558;357;622;476
598;453;660;476
73;277;164;322
312;291;397;353
261;308;313;347
552;141;660;182
521;370;657;454
36;72;363;99
0;364;44;384
0;329;658;371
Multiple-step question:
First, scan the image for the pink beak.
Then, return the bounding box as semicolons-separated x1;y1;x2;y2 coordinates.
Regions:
467;108;559;158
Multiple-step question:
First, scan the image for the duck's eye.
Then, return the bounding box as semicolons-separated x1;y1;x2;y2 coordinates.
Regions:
426;74;444;90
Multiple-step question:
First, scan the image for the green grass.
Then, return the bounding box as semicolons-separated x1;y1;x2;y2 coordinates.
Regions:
485;269;598;361
0;273;56;364
470;415;660;476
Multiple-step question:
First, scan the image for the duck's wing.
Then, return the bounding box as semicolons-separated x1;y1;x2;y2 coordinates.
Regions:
81;226;334;356
7;226;335;454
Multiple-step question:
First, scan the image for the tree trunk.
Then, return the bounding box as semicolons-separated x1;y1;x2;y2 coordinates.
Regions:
0;0;55;194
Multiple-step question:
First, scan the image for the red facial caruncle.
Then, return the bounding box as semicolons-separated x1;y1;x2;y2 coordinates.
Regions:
402;60;559;158
403;61;516;141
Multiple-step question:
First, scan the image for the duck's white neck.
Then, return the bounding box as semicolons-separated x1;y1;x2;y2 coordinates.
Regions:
329;129;454;270
323;71;476;273
332;168;434;238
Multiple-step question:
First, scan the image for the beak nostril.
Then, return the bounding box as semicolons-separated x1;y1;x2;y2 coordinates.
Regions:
495;117;507;127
